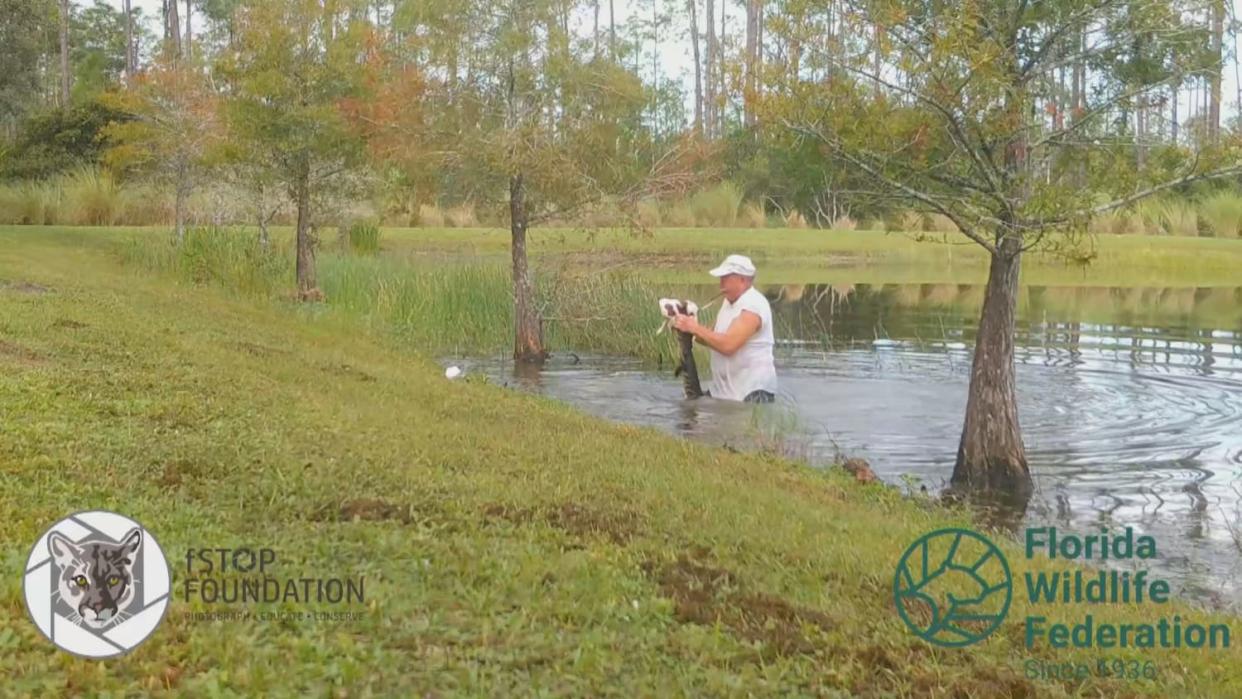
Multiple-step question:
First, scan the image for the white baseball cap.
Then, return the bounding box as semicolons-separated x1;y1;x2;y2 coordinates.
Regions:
708;254;757;277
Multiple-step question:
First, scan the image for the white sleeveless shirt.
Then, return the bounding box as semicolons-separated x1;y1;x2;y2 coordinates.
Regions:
708;287;777;401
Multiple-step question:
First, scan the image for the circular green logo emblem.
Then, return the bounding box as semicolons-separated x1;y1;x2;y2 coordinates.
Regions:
893;528;1012;647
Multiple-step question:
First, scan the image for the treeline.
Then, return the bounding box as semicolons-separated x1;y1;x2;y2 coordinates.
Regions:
2;0;1240;233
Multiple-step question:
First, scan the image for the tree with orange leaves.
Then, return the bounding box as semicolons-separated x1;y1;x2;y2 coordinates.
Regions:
102;57;219;242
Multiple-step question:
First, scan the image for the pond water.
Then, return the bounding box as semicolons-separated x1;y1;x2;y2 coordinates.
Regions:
455;283;1242;610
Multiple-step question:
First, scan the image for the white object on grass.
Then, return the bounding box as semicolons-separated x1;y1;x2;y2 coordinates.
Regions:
445;366;463;379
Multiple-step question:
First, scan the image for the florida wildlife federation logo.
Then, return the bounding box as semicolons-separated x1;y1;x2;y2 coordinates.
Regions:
22;511;171;658
893;528;1013;647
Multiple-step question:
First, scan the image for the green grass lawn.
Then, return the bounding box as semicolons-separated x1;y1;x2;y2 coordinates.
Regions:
2;228;1242;696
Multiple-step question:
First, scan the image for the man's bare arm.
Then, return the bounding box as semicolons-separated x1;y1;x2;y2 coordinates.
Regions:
673;311;761;356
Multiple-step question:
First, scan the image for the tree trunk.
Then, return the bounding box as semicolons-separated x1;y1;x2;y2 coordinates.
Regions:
689;0;702;134
1170;80;1179;144
58;0;70;105
705;0;715;137
185;0;192;59
1209;0;1223;142
651;1;660;134
123;0;135;78
593;0;600;59
952;234;1031;498
719;0;726;128
1235;20;1241;125
294;167;320;301
609;0;615;58
174;163;188;243
744;0;759;127
789;36;801;92
1073;27;1085;185
872;21;881;90
509;172;545;363
168;0;181;59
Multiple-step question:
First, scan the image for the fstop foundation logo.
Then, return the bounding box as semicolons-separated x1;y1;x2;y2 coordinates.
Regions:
23;511;171;659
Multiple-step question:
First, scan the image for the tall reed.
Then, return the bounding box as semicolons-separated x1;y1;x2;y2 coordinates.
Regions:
1198;191;1242;239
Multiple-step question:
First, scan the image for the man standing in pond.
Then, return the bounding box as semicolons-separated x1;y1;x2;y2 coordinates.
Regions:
672;254;778;403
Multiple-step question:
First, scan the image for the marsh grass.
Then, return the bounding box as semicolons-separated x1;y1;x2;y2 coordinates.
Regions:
121;226;677;361
926;213;959;233
1199;191;1242;239
417;203;445;227
444;202;478;228
10;180;58;224
540;268;669;361
739;202;766;228
828;215;857;231
4;172;1239;237
347;221;382;254
663;200;697;227
782;209;809;229
635;199;662;228
321;256;513;353
1155;198;1202;236
62;166;124;226
121;225;287;297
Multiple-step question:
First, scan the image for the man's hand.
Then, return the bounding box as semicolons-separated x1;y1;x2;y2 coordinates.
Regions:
671;314;702;335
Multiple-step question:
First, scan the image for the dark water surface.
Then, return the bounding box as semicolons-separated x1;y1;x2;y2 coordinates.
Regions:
457;283;1242;610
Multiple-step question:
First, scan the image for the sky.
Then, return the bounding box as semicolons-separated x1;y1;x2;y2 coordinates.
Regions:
106;0;1242;124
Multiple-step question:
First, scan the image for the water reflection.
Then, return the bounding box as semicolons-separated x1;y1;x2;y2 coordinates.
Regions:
461;283;1242;610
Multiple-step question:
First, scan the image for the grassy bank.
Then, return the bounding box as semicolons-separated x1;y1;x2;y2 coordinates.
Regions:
2;230;1242;696
112;225;680;363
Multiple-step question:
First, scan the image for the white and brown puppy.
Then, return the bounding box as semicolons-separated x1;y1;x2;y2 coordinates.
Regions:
657;298;705;398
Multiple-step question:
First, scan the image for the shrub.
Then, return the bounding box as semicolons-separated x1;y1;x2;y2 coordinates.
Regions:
663;201;696;227
62;166;122;226
740;202;766;228
444;202;478;228
0;181;58;224
927;213;959;233
1088;211;1123;235
689;181;743;227
0;101;129;180
784;210;809;229
582;197;623;228
830;215;857;231
898;211;926;232
1158;199;1200;236
417;204;445;227
634;199;661;229
121;183;173;225
1134;199;1166;235
1198;191;1242;238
